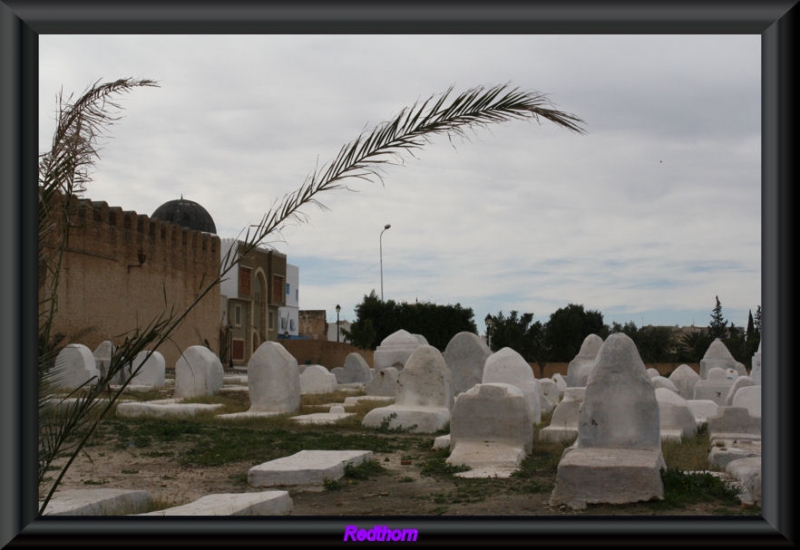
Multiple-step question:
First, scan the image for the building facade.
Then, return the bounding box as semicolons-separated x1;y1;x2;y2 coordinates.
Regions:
278;263;300;338
219;239;287;366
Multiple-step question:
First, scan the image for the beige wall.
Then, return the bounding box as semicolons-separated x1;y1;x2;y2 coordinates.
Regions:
42;195;222;368
281;339;373;370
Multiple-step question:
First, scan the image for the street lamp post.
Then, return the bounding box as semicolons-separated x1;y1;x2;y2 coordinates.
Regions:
335;304;341;343
485;314;493;350
380;224;391;301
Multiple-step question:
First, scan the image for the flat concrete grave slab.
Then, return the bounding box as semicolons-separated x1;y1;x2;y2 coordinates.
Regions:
217;385;249;393
432;434;450;450
248;450;373;488
725;457;761;505
343;395;395;408
449;442;527;479
215;410;285;420
115;401;224;419
224;374;248;385
290;406;355;425
139;491;292;516
42;488;152;516
708;438;761;469
549;448;665;510
108;384;163;394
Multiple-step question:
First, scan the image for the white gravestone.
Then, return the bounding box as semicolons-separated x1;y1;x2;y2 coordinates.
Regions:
129;350;166;388
692;367;734;406
700;339;744;378
446;383;533;478
566;334;604;387
443;331;492;396
365;366;399;397
362;345;453;433
247;341;301;414
174;346;224;399
550;333;665;510
339;353;373;384
668;364;700;401
655;387;698;442
53;344;101;390
373;329;423;372
299;365;338;395
482;347;541;425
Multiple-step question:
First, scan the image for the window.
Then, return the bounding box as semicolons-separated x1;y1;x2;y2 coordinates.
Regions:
269;311;274;330
239;266;252;296
286;283;290;296
234;304;242;327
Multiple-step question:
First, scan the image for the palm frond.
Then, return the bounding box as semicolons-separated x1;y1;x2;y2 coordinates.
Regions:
240;83;585;257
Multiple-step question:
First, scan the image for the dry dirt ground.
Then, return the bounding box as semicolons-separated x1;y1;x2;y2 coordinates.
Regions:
41;388;757;520
47;435;742;518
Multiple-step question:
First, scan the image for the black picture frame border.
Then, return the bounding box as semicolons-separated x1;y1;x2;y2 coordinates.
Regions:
1;1;795;546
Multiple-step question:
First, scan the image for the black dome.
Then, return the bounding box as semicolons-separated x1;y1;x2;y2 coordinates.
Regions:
151;198;216;234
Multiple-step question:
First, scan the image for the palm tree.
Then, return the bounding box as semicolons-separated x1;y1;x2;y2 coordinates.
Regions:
38;78;585;513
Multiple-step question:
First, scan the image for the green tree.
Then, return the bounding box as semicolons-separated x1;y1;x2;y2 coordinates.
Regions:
487;310;547;376
609;321;676;363
545;304;608;362
708;295;729;339
754;305;762;334
344;291;477;351
676;330;714;363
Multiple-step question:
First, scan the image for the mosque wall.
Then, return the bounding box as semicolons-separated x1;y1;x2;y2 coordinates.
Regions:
41;193;222;368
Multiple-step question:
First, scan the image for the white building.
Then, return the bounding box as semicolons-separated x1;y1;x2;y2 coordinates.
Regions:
278;263;300;338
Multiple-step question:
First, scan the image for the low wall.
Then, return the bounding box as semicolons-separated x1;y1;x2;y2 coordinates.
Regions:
281;340;374;370
528;362;700;379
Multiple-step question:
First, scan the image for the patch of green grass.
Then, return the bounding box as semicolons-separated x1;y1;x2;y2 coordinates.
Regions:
662;425;712;471
323;478;342;491
82;479;107;485
660;468;740;507
343;459;385;480
228;472;248;485
400;476;414;483
374;413;417;434
420;450;471;478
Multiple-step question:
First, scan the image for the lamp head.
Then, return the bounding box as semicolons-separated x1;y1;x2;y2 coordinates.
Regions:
384;224;391;230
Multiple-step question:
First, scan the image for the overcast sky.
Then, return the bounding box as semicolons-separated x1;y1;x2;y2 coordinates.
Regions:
39;35;761;335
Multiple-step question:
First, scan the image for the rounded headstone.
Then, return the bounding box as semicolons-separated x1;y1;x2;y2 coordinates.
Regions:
668;364;700;400
339;353;372;384
53;344;101;390
579;333;661;451
483;347;541;424
174;345;224;399
443;331;492;395
373;329;423;372
699;338;738;379
247;341;301;413
395;345;453;409
655;387;697;440
566;334;604;387
129;350;166;388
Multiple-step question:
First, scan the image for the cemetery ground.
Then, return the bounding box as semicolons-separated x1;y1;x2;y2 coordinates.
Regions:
41;384;760;518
